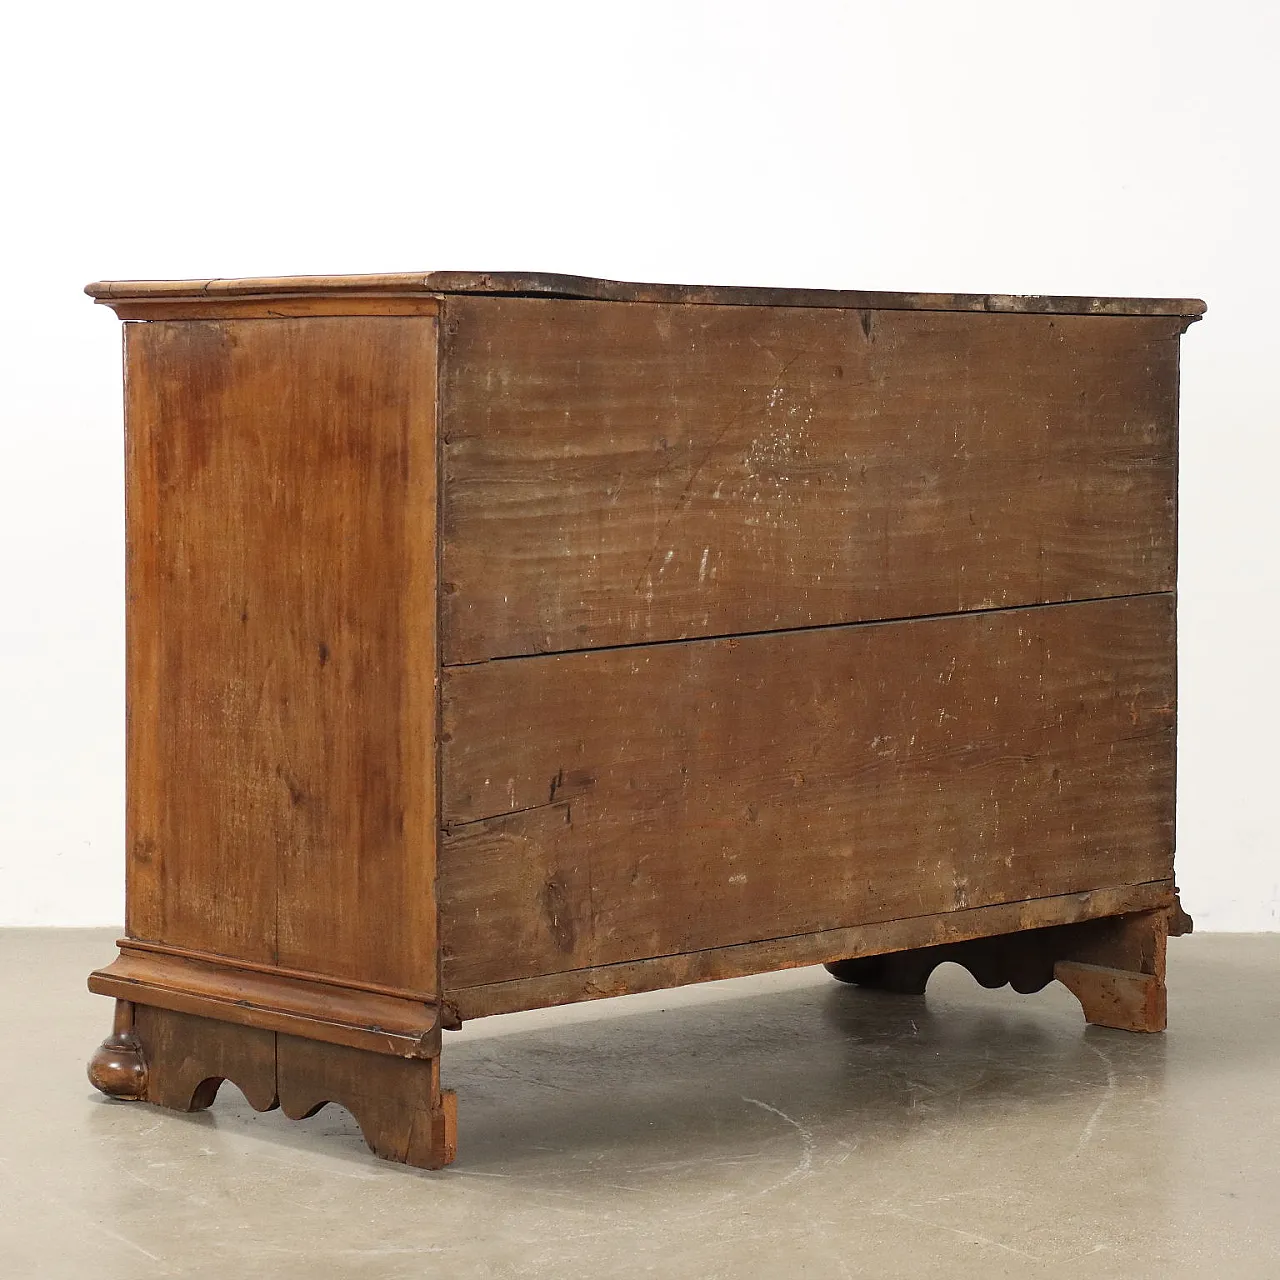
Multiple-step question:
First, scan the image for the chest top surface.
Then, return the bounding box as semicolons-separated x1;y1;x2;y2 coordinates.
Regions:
86;270;1206;318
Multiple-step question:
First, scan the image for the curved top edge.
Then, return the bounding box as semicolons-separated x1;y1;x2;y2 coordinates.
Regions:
85;270;1207;317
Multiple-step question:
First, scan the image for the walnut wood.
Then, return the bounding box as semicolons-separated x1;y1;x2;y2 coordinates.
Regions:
277;1035;457;1170
446;882;1174;1021
87;1006;457;1168
823;907;1173;1033
133;1005;279;1113
123;316;439;991
1062;905;1171;983
86;270;1206;317
1055;961;1168;1033
85;272;1198;1168
89;949;442;1058
105;295;444;321
440;594;1174;987
112;938;450;1003
1055;905;1171;1031
440;299;1180;660
87;1001;147;1100
824;906;1175;1001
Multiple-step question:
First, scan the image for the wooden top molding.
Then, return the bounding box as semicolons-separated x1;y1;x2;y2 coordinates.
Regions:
86;271;1207;318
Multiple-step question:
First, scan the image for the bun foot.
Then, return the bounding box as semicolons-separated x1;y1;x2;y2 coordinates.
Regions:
88;1003;147;1100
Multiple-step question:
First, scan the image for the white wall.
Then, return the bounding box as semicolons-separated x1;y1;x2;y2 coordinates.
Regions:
2;1;1275;928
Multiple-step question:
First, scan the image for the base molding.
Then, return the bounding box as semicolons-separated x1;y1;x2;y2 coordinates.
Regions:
86;897;1186;1169
88;1002;456;1170
89;946;442;1059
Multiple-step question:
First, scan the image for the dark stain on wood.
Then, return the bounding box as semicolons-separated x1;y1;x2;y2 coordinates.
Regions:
441;594;1175;988
440;298;1180;661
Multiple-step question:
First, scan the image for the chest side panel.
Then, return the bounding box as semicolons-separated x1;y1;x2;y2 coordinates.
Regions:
124;316;439;993
440;298;1179;662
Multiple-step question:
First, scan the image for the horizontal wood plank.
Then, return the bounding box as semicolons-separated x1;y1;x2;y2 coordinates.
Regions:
440;595;1175;988
441;299;1180;661
446;882;1175;1019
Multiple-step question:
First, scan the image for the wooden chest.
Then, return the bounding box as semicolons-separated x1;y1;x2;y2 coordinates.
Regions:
86;272;1203;1169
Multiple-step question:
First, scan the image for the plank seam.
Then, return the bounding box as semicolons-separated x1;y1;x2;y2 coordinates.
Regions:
445;881;1174;995
444;589;1174;667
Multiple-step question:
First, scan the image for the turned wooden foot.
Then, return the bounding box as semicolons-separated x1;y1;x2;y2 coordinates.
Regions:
87;1001;148;1100
826;904;1185;1034
87;1003;456;1168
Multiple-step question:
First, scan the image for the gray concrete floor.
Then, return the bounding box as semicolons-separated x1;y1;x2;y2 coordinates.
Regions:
1;930;1276;1279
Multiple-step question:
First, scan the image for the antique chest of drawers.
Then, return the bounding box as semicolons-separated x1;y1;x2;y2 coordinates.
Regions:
86;272;1202;1168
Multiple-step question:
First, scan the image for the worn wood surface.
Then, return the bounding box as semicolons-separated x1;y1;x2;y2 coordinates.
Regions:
123;317;439;994
92;1005;457;1168
132;1004;279;1113
104;296;444;321
87;1000;148;1100
87;273;1196;1168
1056;961;1167;1032
89;947;442;1058
1052;903;1170;1031
440;299;1180;660
440;593;1175;989
444;882;1173;1021
277;1035;457;1169
823;905;1172;997
87;270;1206;318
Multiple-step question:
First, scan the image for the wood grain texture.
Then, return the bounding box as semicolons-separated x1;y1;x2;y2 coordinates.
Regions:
87;1001;148;1100
89;1004;456;1168
1056;960;1168;1032
277;1035;457;1170
89;948;442;1058
440;594;1175;988
124;316;438;994
86;270;1206;318
105;296;443;321
132;1005;279;1114
440;299;1181;661
445;882;1174;1020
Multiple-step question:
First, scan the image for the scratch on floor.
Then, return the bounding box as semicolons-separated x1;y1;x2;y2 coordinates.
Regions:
637;1154;762;1173
1073;1041;1118;1157
336;1245;446;1257
866;1204;1039;1261
742;1096;815;1193
10;1171;171;1270
84;1220;162;1264
248;1147;381;1182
